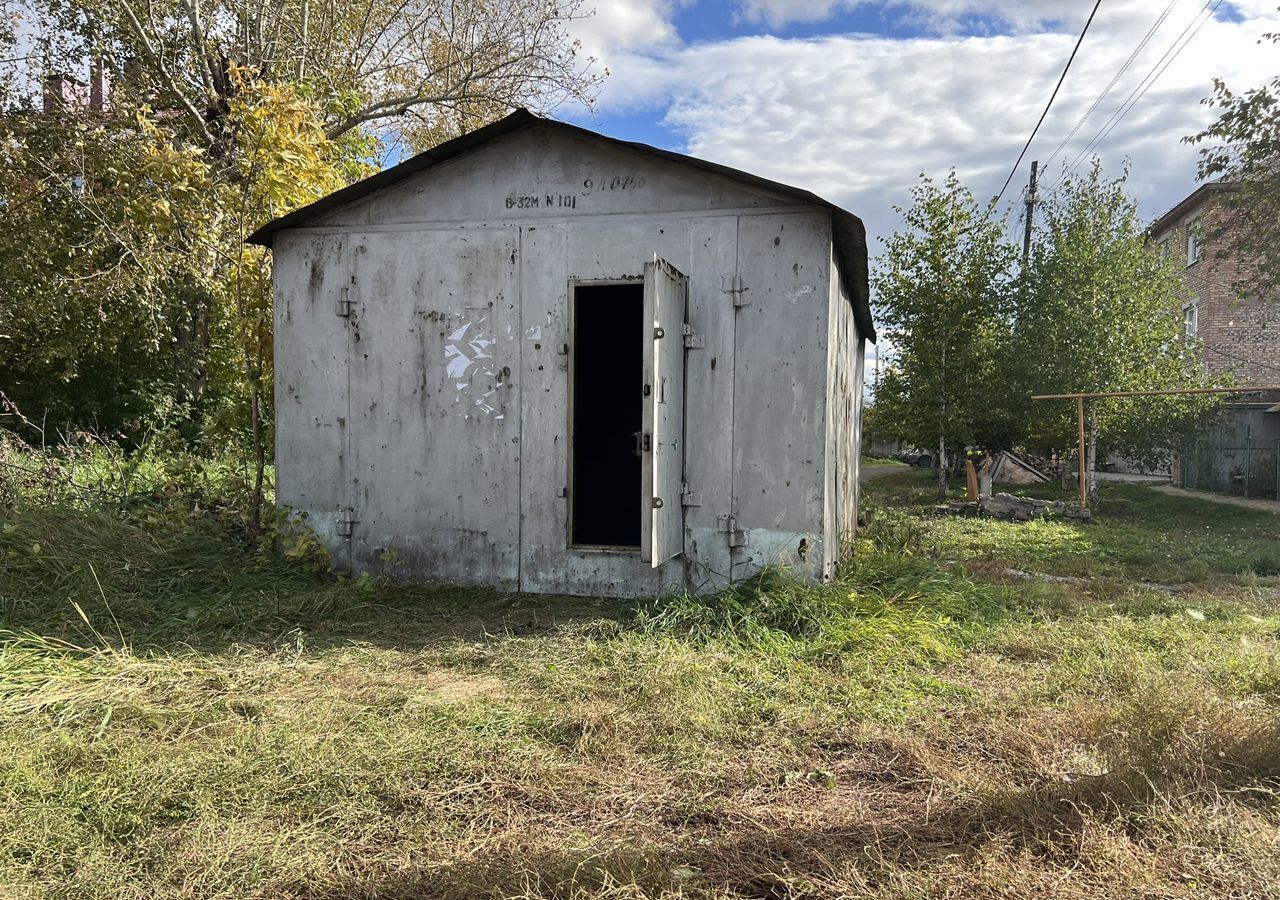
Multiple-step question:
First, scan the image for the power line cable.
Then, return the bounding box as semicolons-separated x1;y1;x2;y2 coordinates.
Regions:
1067;0;1223;174
994;0;1103;207
1040;0;1180;177
1053;0;1224;188
1203;345;1280;373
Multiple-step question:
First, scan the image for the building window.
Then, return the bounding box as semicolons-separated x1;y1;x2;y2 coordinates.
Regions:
1186;217;1202;266
1184;301;1198;337
1157;237;1170;263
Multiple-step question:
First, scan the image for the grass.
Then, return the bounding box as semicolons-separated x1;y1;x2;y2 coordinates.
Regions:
0;469;1278;898
860;454;907;467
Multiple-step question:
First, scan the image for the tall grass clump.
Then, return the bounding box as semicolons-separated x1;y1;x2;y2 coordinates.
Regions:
637;537;1011;673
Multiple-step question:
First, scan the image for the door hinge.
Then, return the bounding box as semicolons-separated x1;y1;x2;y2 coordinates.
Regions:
682;323;705;349
336;285;355;318
721;274;749;308
336;507;359;538
717;515;748;547
680;484;703;507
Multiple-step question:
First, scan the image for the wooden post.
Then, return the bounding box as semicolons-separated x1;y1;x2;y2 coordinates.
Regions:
1076;395;1086;508
965;459;979;501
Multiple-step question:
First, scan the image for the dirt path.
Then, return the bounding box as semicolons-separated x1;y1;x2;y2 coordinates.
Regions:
1151;484;1280;514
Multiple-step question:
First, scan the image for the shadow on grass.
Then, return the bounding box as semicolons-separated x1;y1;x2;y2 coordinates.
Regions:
0;497;1018;657
286;721;1280;900
0;504;628;653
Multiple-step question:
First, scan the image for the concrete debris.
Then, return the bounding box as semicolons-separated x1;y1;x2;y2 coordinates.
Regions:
940;492;1092;523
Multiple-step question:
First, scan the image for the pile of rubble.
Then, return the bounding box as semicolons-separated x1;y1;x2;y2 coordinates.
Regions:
942;492;1092;523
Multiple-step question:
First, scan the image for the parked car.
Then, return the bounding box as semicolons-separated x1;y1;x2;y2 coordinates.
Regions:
896;449;934;469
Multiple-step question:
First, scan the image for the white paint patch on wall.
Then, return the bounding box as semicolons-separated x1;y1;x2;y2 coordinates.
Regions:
785;284;816;303
443;320;503;417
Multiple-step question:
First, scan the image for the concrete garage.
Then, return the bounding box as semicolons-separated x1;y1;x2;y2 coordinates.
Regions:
249;110;874;597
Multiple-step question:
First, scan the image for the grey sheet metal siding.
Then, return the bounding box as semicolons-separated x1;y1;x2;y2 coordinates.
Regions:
268;123;868;596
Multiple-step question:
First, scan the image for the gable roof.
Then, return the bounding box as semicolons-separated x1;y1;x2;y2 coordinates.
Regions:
247;109;874;342
1148;179;1236;238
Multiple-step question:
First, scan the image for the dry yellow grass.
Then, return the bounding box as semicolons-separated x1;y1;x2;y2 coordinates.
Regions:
1;472;1277;898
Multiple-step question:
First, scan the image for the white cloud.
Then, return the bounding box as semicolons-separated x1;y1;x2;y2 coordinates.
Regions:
737;0;1088;32
569;0;683;70
588;1;1280;256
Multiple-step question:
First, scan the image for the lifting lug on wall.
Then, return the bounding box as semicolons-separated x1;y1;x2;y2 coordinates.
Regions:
721;274;750;308
336;286;356;318
654;326;665;339
717;515;748;548
652;497;664;509
682;324;705;349
336;507;360;538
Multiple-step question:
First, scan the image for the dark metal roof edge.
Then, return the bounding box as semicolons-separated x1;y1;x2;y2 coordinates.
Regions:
1149;180;1237;238
247;109;874;341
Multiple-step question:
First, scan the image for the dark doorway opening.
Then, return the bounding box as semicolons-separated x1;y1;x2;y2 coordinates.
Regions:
571;282;644;548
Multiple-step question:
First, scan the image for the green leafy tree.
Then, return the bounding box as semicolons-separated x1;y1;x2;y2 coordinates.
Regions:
1015;162;1215;496
1;0;601;437
1186;17;1280;302
873;171;1018;498
0;67;355;524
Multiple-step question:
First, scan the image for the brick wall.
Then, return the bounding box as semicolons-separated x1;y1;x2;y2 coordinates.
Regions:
1151;192;1280;387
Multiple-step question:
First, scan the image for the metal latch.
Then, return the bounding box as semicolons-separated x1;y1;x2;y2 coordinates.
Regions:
680;484;703;507
336;507;359;538
634;431;651;456
682;324;705;349
717;515;748;547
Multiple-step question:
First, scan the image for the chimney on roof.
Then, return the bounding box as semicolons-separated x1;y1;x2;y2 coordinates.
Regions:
89;57;110;113
42;72;89;114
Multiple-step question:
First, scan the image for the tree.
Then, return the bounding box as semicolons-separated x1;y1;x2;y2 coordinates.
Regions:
872;171;1018;498
32;0;602;152
0;0;600;448
0;64;354;524
1014;162;1215;498
1186;17;1280;302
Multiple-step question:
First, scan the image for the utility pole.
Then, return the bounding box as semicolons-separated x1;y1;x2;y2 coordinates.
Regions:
1022;160;1038;268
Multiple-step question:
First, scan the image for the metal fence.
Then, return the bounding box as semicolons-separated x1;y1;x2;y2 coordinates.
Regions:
1182;437;1280;500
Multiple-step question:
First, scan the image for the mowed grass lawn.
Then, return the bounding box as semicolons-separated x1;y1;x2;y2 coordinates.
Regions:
1;472;1278;899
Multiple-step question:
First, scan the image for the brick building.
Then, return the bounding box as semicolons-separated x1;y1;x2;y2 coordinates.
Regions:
1149;180;1279;386
1151;181;1280;495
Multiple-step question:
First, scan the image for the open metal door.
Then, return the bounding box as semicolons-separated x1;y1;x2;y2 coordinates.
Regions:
641;255;688;566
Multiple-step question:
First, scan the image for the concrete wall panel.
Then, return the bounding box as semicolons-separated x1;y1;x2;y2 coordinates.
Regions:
731;211;832;578
345;228;523;587
824;257;863;578
312;128;796;228
273;232;352;563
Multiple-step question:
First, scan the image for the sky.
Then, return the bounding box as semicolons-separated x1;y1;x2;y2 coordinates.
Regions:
557;0;1280;257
